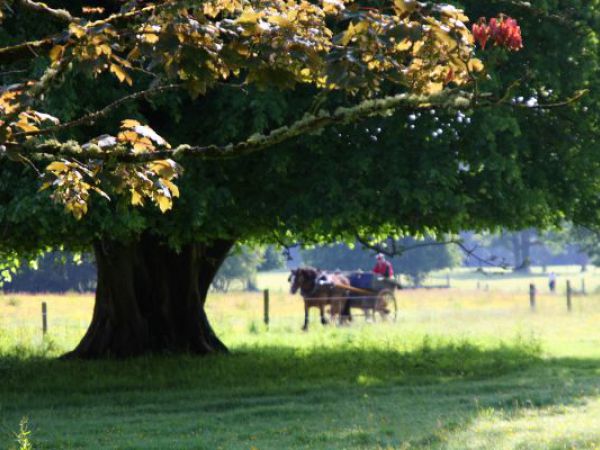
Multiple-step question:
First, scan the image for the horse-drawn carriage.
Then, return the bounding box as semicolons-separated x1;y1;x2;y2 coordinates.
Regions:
289;267;399;330
345;271;398;321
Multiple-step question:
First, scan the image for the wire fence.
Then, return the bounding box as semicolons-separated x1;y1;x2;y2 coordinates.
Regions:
2;282;599;349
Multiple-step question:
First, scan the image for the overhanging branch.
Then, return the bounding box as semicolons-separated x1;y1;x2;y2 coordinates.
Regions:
13;83;184;138
356;235;510;269
9;89;473;163
19;0;80;23
0;36;56;64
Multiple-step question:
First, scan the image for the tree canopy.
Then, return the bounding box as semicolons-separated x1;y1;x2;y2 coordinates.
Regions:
0;0;597;255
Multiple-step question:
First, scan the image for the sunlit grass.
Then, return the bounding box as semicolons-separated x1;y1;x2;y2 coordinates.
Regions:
1;271;600;449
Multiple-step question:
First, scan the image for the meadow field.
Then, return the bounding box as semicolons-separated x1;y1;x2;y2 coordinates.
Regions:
1;267;600;449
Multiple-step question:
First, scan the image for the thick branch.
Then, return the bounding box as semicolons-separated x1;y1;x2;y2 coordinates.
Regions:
454;242;510;270
0;36;56;64
19;0;79;23
10;89;473;162
0;2;159;65
357;235;511;269
357;235;462;257
511;90;589;110
13;84;184;138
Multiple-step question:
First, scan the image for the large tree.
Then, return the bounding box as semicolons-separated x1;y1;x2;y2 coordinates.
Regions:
0;0;598;358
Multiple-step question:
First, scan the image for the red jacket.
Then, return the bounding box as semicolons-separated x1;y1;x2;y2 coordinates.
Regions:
373;260;394;278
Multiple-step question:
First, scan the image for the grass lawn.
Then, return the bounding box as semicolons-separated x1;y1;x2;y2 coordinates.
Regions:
1;272;600;449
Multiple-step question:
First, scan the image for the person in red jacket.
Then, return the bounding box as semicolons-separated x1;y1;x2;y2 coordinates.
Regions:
373;253;394;278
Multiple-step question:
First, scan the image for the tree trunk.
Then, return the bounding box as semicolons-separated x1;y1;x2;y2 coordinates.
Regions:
511;233;522;269
520;230;532;273
63;235;234;359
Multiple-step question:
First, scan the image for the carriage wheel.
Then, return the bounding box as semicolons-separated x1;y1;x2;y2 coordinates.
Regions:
376;289;397;322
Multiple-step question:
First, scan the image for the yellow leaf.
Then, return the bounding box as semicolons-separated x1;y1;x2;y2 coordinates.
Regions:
69;23;86;39
15;121;39;133
322;0;343;14
109;63;132;86
157;195;172;213
133;141;153;153
144;33;159;44
203;3;219;18
467;58;484;73
131;189;144;206
121;119;141;129
412;40;425;55
395;39;412;52
49;45;64;62
110;63;126;82
268;15;291;28
117;130;139;143
127;46;141;60
38;181;53;192
236;7;260;25
71;206;84;220
299;68;312;81
425;82;444;94
46;161;69;173
149;160;176;178
393;0;416;16
341;22;369;46
161;178;180;198
95;44;112;56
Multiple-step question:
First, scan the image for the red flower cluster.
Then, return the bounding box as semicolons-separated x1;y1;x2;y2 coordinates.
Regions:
472;16;523;51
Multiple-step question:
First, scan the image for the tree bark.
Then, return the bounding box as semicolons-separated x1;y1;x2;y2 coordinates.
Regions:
62;235;234;359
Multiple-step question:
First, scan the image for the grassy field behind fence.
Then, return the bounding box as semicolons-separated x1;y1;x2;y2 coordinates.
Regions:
1;267;600;449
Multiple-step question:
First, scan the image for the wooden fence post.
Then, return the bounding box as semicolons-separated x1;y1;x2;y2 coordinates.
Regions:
566;281;572;312
263;289;270;327
529;283;536;311
41;301;48;335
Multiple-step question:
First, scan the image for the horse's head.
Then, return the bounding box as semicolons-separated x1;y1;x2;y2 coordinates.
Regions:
288;269;298;294
289;267;318;295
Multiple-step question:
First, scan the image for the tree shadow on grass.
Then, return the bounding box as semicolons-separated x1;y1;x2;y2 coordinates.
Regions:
0;338;544;395
1;341;600;449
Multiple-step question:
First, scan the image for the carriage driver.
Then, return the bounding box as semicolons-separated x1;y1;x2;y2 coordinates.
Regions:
373;253;394;279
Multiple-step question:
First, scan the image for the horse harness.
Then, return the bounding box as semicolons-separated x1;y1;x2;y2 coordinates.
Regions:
301;273;334;297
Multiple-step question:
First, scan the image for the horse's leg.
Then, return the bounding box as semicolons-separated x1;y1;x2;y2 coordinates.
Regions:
341;298;350;323
329;296;336;324
338;299;346;325
320;303;328;325
302;301;309;331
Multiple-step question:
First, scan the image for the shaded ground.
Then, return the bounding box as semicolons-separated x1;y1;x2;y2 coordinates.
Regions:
1;340;599;449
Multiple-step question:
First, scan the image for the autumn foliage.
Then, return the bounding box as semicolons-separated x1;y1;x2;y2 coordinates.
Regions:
0;0;522;219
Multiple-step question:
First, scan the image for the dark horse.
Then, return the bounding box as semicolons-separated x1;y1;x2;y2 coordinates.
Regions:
289;267;351;330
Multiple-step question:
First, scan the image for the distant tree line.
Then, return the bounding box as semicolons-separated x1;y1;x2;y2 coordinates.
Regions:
2;227;599;293
2;252;96;293
302;237;462;286
1;246;286;293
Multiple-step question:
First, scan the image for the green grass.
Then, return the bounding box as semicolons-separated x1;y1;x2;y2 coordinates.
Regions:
1;277;600;449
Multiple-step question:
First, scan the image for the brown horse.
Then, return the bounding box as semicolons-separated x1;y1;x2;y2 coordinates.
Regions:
289;267;350;330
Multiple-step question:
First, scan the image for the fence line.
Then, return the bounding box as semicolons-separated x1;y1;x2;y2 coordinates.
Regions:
1;284;597;348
